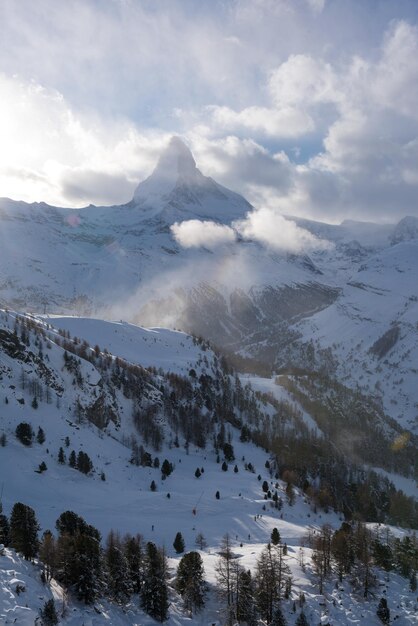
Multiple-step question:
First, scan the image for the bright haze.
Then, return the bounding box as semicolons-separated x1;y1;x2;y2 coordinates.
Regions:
0;0;417;222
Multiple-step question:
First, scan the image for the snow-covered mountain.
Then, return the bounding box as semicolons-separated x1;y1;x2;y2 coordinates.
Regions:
0;309;416;625
1;137;418;439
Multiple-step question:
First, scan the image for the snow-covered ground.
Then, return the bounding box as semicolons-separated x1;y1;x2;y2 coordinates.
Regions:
1;309;416;624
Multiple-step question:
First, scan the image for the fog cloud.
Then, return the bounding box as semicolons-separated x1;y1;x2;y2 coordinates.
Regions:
171;220;236;249
171;209;332;255
235;208;332;253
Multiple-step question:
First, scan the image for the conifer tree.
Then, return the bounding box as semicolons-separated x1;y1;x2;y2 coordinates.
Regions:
55;511;102;604
376;597;390;625
37;426;46;444
256;543;290;623
105;530;132;603
69;450;77;468
124;533;143;594
39;598;58;625
173;531;185;554
176;551;205;613
58;447;66;464
236;569;257;626
0;503;9;546
271;603;287;626
295;611;309;626
161;459;173;478
15;422;34;446
271;527;281;545
141;542;168;622
10;502;40;560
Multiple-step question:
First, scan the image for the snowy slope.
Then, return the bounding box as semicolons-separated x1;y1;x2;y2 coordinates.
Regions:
1;136;418;438
297;241;418;432
0;309;417;625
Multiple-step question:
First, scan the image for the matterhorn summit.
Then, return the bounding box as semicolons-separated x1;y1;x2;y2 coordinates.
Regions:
132;136;252;223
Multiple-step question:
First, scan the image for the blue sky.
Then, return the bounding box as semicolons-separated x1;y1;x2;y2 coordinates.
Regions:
0;0;417;222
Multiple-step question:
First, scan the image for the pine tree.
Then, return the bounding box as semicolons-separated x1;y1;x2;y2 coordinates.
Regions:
256;543;290;623
150;480;157;492
173;531;185;554
295;611;309;626
176;551;206;613
37;426;46;444
15;422;34;446
141;542;169;622
38;461;48;473
32;396;39;409
215;490;220;499
105;530;133;603
376;597;390;625
58;447;66;464
195;468;201;478
77;451;93;474
55;511;102;604
10;502;40;560
0;503;9;546
69;450;77;468
271;527;281;545
39;598;58;625
236;569;257;626
271;603;287;625
161;459;173;478
124;534;143;594
221;461;228;471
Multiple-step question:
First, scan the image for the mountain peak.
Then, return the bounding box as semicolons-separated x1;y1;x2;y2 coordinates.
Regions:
159;136;197;176
132;135;252;223
133;136;198;205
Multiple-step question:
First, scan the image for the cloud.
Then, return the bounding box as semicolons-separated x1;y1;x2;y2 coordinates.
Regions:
171;209;331;255
234;208;332;253
207;105;314;138
0;73;171;206
171;220;236;249
305;0;326;15
268;54;337;109
0;2;417;224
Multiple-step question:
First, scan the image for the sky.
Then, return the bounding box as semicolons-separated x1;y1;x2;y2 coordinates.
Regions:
0;0;417;223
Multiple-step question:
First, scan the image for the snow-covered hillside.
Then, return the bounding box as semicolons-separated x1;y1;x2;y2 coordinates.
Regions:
1;137;418;437
0;309;417;625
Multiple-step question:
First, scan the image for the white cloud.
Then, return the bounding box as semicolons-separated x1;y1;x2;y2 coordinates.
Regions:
0;2;417;224
171;209;331;255
305;0;326;15
171;220;236;249
0;73;171;206
208;104;314;138
234;207;332;253
268;54;337;109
